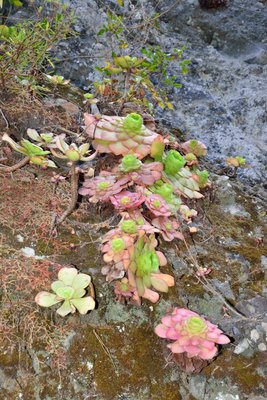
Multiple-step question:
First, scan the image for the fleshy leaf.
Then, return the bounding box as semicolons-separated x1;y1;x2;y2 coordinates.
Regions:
72;288;86;298
72;273;91;290
58;267;78;285
55;286;75;300
21;140;50;156
70;297;95;314
150;276;169;292
27;128;41;142
56;300;74;316
35;291;62;307
51;280;65;293
78;143;90;157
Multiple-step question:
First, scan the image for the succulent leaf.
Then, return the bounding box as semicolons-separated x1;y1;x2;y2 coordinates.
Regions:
70;297;95;314
27;128;41;142
56;300;74;316
72;273;91;290
35;291;62;307
55;286;75;300
58;267;78;285
51;280;65;293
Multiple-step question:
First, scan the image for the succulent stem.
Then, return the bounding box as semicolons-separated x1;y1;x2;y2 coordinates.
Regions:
118;70;131;114
0;156;30;173
57;162;79;224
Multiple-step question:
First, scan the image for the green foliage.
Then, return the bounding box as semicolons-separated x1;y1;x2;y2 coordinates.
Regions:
141;45;190;87
95;8;190;110
0;0;23;8
0;2;74;93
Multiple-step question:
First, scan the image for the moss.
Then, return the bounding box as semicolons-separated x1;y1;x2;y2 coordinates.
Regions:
205;350;263;394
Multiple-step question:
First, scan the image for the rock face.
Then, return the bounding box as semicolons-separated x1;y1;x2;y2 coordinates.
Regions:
14;0;267;185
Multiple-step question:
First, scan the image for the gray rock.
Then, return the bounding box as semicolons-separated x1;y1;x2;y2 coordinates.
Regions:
11;0;267;186
188;375;207;400
258;343;267;352
250;329;260;342
211;279;235;301
233;338;251;355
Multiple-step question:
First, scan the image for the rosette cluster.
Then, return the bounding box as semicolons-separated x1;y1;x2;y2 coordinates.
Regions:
155;308;230;360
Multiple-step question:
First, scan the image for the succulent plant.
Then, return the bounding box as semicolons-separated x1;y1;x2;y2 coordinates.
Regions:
110;190;145;211
179;205;197;222
180;140;207;157
27;129;54;146
163;167;203;199
185;153;198;166
51;137;96;162
79;173;129;203
128;163;163;186
164;150;186;176
84;113;159;159
120;219;138;234
128;235;174;301
149;180;182;212
145;194;171;217
101;232;135;282
120;215;159;237
151;217;184;242
119;154;142;173
45;74;70;85
193;169;209;188
226;156;247;168
114;277;136;304
113;56;144;70
155;308;230;360
2;133;56;168
35;267;95;317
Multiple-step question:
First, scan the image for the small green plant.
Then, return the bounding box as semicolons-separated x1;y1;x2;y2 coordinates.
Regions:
96;48;190;111
0;2;74;92
1;133;57;170
95;7;190;111
226;156;249;177
35;267;96;317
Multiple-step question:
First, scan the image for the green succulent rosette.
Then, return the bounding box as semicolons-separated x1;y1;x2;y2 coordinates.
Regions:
184;316;207;336
123;113;143;134
111;238;126;252
136;248;159;278
149;180;181;212
119;154;142;173
121;219;138;234
35;267;95;317
195;169;209;188
164;150;186;176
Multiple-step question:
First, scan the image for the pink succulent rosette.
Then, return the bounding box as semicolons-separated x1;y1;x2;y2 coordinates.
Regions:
84;113;159;159
151;217;184;242
79;172;129;203
180;140;207;157
145;194;171;217
127;162;163;186
155;308;230;360
110;190;145;211
179;205;197;222
114;278;136;304
101;231;136;282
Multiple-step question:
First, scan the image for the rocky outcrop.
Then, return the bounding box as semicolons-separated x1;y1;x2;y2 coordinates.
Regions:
13;0;267;185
